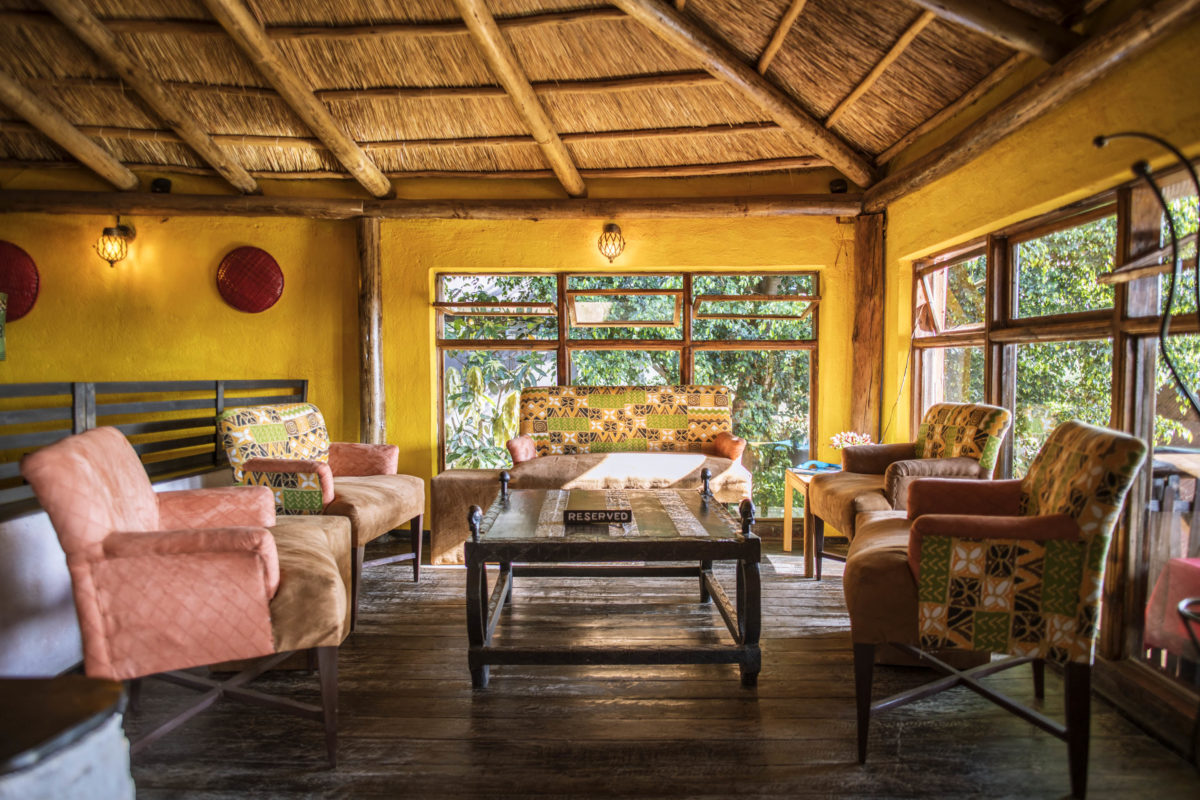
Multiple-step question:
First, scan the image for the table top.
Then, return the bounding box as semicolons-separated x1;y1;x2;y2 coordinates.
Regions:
476;488;743;544
0;675;125;774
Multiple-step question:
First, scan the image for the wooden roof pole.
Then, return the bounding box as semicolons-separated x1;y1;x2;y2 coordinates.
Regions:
200;0;394;199
864;0;1200;212
757;0;809;74
37;0;259;194
825;11;935;128
452;0;586;198
611;0;875;188
907;0;1083;63
0;69;138;191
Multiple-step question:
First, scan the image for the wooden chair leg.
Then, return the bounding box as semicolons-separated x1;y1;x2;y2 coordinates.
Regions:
350;545;364;632
814;516;825;581
316;646;339;768
854;642;875;763
410;514;423;582
1065;661;1091;799
1032;657;1045;700
126;678;142;713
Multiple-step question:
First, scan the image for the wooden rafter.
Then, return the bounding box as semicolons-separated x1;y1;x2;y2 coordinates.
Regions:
611;0;875;187
37;0;259;194
452;0;586;197
201;0;392;199
0;69;137;191
907;0;1083;63
825;11;935;129
757;0;809;74
864;0;1200;212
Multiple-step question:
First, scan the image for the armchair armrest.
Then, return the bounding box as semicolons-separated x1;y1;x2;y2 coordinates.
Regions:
243;457;335;512
842;442;917;474
329;441;398;476
907;513;1080;579
506;434;537;464
104;526;281;597
712;431;746;462
884;456;987;510
907;478;1023;520
157;486;275;530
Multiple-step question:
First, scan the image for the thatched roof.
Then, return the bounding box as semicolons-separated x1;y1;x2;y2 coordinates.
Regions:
0;0;1101;195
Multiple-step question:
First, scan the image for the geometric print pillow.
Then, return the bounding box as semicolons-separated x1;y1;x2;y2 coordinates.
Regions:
916;420;1146;664
216;402;331;482
517;385;734;458
914;402;1012;475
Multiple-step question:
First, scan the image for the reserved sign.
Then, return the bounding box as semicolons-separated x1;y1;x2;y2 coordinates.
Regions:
564;509;633;525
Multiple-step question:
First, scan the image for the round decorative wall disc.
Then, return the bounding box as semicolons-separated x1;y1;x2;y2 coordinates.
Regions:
217;246;284;313
0;240;39;321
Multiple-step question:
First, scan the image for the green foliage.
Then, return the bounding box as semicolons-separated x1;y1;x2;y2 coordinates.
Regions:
1014;216;1116;318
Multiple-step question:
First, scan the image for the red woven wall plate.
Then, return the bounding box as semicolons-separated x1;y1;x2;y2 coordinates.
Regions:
216;246;284;313
0;240;39;321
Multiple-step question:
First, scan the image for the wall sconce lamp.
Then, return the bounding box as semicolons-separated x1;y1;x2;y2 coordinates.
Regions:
597;222;625;263
95;217;135;268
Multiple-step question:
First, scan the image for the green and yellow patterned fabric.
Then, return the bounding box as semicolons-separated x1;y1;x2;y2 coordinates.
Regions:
914;402;1012;475
216;403;331;514
916;420;1147;664
518;385;733;457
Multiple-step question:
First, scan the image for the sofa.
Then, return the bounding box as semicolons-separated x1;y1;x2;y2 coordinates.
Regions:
431;385;753;564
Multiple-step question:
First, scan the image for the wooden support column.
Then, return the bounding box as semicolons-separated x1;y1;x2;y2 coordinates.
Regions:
0;69;138;191
850;213;885;439
357;217;385;445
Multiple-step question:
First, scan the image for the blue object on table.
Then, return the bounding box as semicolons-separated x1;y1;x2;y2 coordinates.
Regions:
793;460;841;475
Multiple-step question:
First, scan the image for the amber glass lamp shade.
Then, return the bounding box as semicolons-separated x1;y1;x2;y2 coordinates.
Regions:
95;226;132;268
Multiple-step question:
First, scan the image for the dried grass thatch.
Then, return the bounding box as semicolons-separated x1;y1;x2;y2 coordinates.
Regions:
0;0;1073;187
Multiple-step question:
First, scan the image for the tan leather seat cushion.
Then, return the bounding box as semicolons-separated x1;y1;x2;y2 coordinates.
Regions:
511;453;751;500
431;469;503;566
808;472;889;537
268;515;351;652
328;474;424;548
844;511;916;646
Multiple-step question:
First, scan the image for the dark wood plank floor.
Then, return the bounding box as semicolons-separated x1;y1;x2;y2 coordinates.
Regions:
130;536;1200;798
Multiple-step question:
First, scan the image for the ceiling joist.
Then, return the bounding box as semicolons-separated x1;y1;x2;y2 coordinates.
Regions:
201;0;393;199
758;0;810;74
907;0;1084;63
826;11;935;129
37;0;260;194
0;69;138;191
612;0;874;187
452;0;586;198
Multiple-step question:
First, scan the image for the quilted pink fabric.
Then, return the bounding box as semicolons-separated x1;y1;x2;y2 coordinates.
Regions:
158;486;276;530
20;427;278;682
328;441;399;477
244;457;336;505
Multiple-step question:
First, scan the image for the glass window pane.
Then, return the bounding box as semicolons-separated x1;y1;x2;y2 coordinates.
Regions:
920;346;984;415
1155;333;1200;448
694;349;811;518
438;274;558;340
570;293;679;326
1014;340;1112;476
442;314;557;340
1013;215;1116;318
917;255;985;336
568;274;683;290
570;350;680;385
443;349;556;469
1159;191;1199;316
692;273;814;295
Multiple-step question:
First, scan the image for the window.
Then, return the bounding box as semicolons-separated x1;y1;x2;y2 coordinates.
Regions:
435;272;818;516
912;248;987;418
1012;210;1116;319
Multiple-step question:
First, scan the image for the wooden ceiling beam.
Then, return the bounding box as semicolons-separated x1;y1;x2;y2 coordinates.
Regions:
907;0;1083;63
200;0;393;198
864;0;1200;212
0;189;863;219
452;0;586;197
825;10;935;129
611;0;875;187
37;0;260;194
757;0;809;74
0;69;138;190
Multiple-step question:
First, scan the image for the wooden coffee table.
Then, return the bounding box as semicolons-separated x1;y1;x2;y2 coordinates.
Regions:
465;481;761;689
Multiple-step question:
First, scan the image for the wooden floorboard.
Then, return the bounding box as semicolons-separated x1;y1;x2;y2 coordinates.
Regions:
129;540;1200;798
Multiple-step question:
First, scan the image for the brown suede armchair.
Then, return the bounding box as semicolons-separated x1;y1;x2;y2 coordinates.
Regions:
807;402;1011;579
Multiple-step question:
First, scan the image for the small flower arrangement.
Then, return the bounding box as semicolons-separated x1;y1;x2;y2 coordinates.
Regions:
830;431;873;449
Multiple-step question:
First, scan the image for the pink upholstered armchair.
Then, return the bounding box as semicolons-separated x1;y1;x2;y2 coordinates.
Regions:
21;427;349;764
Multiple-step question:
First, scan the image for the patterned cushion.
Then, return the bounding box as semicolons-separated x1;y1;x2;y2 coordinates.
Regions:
244;469;326;515
916;421;1147;664
518;385;733;458
217;403;331;482
914;402;1012;474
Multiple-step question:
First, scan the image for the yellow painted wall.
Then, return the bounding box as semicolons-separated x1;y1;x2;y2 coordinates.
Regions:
0;211;361;440
881;15;1200;441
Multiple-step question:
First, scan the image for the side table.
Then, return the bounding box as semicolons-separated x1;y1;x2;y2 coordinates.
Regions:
782;464;841;579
